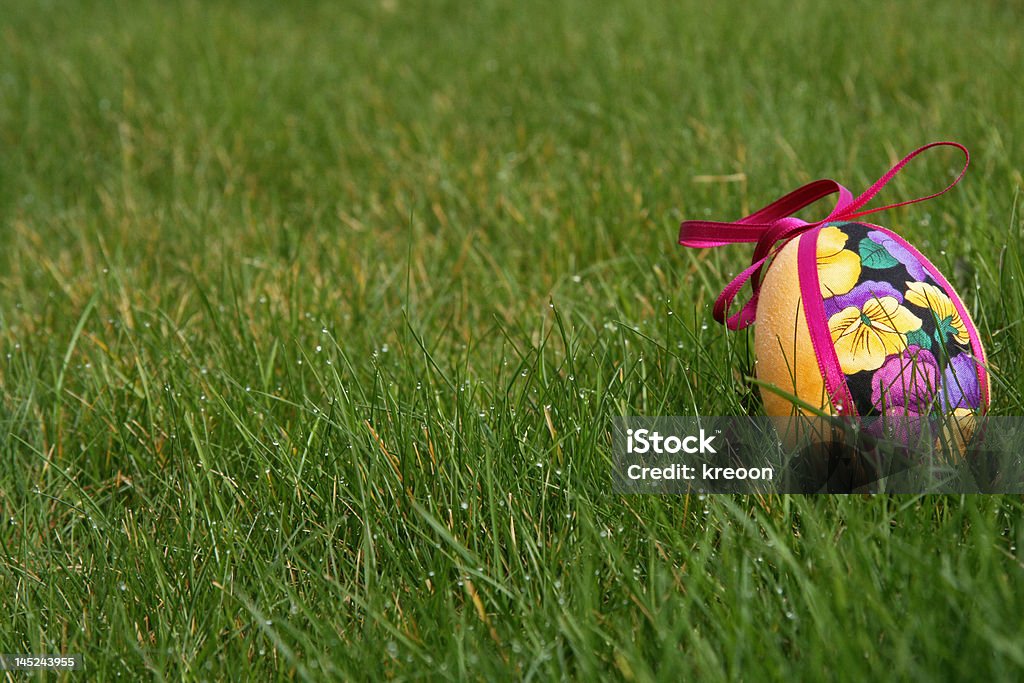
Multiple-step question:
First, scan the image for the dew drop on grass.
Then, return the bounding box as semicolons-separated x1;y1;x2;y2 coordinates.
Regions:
460;502;469;510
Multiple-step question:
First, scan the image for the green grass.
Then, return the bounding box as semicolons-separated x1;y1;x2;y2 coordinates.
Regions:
2;0;1023;679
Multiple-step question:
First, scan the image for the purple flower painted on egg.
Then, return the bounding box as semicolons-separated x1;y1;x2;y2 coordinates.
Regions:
940;353;981;411
866;231;929;281
865;409;931;447
823;280;904;318
870;345;940;414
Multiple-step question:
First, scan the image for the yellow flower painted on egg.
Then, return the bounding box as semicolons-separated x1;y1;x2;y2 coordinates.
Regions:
937;407;978;464
817;225;862;298
904;281;971;345
829;296;924;374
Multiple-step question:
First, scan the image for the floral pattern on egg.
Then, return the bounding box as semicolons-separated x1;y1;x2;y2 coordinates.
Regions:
816;222;983;419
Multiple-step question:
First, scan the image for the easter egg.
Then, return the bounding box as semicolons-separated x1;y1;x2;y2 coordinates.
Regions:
754;221;989;448
679;143;989;459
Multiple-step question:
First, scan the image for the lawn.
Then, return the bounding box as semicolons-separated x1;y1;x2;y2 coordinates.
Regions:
2;0;1023;679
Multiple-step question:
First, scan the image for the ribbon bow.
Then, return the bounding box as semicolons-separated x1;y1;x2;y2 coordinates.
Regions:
677;141;969;330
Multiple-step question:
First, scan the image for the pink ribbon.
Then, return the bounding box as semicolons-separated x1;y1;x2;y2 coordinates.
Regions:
677;142;970;330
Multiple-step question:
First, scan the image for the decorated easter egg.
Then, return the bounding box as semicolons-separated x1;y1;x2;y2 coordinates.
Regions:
678;143;990;452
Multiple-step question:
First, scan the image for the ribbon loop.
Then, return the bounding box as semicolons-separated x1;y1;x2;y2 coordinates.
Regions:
678;142;969;330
